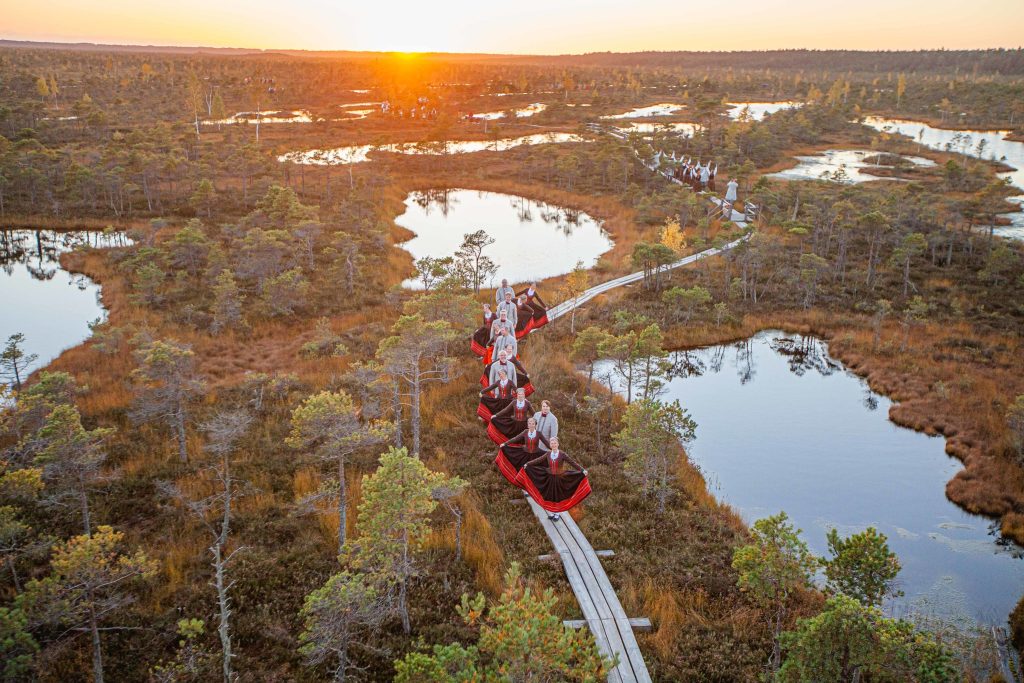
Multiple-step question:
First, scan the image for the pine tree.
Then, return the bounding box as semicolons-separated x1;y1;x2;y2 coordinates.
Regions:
346;447;454;634
297;571;387;682
613;399;696;513
130;340;206;463
210;270;245;334
571;326;613;392
211;90;227;130
394;563;610;681
168;219;211;277
287;391;391;553
779;595;957;682
34;404;112;536
732;512;818;673
161;410;251;683
376;315;458;455
1;333;38;391
0;606;38;680
20;527;157;683
823;527;902;607
189;179;217;218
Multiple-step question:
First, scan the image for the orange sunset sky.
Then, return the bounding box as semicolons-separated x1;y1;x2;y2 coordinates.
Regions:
2;0;1023;53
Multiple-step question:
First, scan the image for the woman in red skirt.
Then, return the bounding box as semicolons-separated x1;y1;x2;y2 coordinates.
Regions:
471;303;495;357
495;417;550;486
513;295;535;338
477;370;515;421
487;388;533;445
516;281;549;330
515;437;591;520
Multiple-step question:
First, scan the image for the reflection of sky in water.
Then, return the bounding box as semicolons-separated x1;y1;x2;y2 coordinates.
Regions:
204;110;313;125
471;103;547;120
1;231;127;371
394;189;613;289
596;331;1023;625
865;117;1024;240
602;103;686;119
279;132;584;165
727;101;799;121
768;149;935;184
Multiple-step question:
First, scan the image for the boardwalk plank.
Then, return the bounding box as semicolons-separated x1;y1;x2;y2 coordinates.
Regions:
526;498;625;683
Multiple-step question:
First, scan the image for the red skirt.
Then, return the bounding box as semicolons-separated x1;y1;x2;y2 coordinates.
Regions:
495;444;546;487
477;395;512;421
487;413;529;445
514;315;534;339
529;303;549;331
470;326;490;357
515;462;592;513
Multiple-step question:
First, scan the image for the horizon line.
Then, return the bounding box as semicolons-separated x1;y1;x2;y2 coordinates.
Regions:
3;36;1023;59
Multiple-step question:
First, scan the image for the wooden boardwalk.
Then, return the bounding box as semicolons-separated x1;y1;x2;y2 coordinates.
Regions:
518;131;752;681
545;233;748;323
526;496;653;683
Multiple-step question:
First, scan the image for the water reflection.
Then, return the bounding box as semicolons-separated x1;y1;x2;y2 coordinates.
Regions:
394;189;613;288
471;103;548;120
204;110;313;125
279;132;585;166
726;101;799;121
602;103;687;119
0;230;128;370
768;149;936;184
597;330;1023;625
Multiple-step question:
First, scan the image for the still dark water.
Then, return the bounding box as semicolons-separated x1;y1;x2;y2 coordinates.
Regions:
1;230;127;371
599;331;1022;625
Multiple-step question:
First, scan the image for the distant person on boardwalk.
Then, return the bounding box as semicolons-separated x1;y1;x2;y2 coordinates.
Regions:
533;400;558;441
487;388;534;444
495;278;515;304
709;164;718;192
700;163;710;191
495;417;551;485
515;437;592;520
724;178;739;219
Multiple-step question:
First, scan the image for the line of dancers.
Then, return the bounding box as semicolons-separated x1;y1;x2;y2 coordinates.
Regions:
672;157;717;193
471;279;592;521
